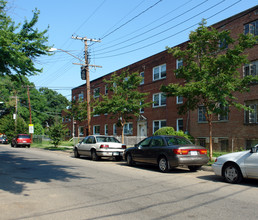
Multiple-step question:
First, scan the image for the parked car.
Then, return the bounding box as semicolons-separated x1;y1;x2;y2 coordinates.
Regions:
0;135;8;144
11;134;31;148
212;145;258;184
123;135;209;172
74;135;126;161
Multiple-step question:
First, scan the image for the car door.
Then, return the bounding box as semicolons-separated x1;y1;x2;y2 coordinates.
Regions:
244;149;258;178
77;137;89;156
148;136;166;164
132;137;152;163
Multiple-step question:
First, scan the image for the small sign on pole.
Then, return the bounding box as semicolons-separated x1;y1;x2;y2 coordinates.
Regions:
29;124;34;134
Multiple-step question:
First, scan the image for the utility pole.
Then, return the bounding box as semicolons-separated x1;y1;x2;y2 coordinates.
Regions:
72;36;101;135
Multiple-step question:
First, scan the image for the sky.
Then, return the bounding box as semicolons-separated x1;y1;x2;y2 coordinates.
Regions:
6;0;258;99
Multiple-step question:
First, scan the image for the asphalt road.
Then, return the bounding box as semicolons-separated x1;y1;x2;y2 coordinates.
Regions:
1;144;258;220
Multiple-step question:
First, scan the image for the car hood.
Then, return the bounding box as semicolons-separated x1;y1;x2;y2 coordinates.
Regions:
216;150;250;163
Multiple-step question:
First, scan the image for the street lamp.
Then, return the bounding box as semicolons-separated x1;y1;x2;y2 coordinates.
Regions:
50;47;92;135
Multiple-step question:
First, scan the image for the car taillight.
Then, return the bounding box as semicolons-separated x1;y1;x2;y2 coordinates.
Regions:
199;149;207;155
100;144;109;148
122;145;126;149
173;149;189;155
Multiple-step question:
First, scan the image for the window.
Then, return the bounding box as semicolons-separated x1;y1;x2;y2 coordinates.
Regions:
113;124;117;135
105;85;108;95
93;88;100;98
243;61;257;77
79;126;84;137
123;123;133;135
140;72;144;85
176;59;183;69
176;96;183;104
245;100;258;124
150;136;166;147
176;118;183;131
198;106;207;122
244;20;258;36
153;93;166;107
78;92;84;101
93;125;100;135
153;120;166;133
219;38;228;49
153;64;166;81
218;104;229;121
140;101;144;113
104;124;108;135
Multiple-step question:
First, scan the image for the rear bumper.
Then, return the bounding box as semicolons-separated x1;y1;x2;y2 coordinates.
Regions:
96;149;124;157
168;155;209;167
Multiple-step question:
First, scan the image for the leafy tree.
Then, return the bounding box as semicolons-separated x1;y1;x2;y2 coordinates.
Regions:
0;0;51;78
161;20;258;160
93;71;151;143
65;99;88;122
48;119;68;147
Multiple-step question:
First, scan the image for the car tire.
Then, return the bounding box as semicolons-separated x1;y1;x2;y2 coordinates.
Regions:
158;157;169;173
188;166;201;172
223;163;243;184
74;148;80;158
126;153;134;166
91;149;100;161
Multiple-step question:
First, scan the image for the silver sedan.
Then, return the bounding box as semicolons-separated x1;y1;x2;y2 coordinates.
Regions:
74;135;126;161
212;145;258;183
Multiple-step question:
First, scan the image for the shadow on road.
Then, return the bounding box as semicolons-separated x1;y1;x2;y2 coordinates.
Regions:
0;150;89;194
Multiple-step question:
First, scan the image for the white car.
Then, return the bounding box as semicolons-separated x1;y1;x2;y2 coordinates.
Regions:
74;135;126;161
212;145;258;183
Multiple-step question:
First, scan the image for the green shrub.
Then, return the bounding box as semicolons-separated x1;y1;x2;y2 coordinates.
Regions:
154;127;192;140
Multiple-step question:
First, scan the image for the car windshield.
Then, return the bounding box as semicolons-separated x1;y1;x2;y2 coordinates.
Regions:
18;135;30;139
166;136;192;146
96;136;120;143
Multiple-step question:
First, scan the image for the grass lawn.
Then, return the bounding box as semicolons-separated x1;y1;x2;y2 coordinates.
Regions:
31;140;74;151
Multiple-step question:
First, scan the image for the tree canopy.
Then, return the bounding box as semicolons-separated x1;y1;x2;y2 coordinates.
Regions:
0;0;51;79
161;20;258;160
93;71;151;143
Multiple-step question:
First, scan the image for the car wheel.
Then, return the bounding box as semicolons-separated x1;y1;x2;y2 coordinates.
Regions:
188;166;201;172
158;157;169;173
91;150;100;161
27;145;30;148
74;148;80;158
126;153;134;166
223;163;243;184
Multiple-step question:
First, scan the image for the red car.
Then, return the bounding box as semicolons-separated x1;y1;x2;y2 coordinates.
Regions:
11;134;31;148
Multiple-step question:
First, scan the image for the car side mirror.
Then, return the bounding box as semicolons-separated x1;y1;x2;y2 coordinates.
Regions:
250;146;258;153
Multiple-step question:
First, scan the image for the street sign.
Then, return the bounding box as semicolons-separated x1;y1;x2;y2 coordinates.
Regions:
29;124;34;134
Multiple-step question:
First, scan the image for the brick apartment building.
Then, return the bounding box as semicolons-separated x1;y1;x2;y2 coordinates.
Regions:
63;6;258;151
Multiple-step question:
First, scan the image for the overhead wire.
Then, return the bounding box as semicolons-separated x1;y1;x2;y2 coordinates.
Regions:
94;0;240;59
94;0;209;55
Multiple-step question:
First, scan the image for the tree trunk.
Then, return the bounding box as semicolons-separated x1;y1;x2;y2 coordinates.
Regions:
208;116;213;161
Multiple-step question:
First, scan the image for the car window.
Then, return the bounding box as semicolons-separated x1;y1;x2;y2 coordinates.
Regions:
96;136;120;143
18;135;30;139
166;136;192;146
139;137;152;147
86;136;96;144
82;137;88;143
150;137;166;147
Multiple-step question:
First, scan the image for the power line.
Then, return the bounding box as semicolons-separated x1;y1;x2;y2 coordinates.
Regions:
94;0;240;59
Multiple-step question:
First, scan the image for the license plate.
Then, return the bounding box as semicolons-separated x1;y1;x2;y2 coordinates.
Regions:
113;152;120;156
190;151;198;155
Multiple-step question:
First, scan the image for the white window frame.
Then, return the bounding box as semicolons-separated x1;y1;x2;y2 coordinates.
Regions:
244;20;258;36
123;123;133;135
245;102;258;124
153;64;166;81
176;96;183;104
113;123;117;135
140;101;144;113
105;85;108;95
93;108;100;117
153;93;166;107
78;92;84;101
176;59;183;69
218;104;229;121
153;120;166;134
104;124;108;135
176;118;183;131
243;61;257;77
198;106;207;122
93;125;100;135
93;87;100;98
140;71;144;85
